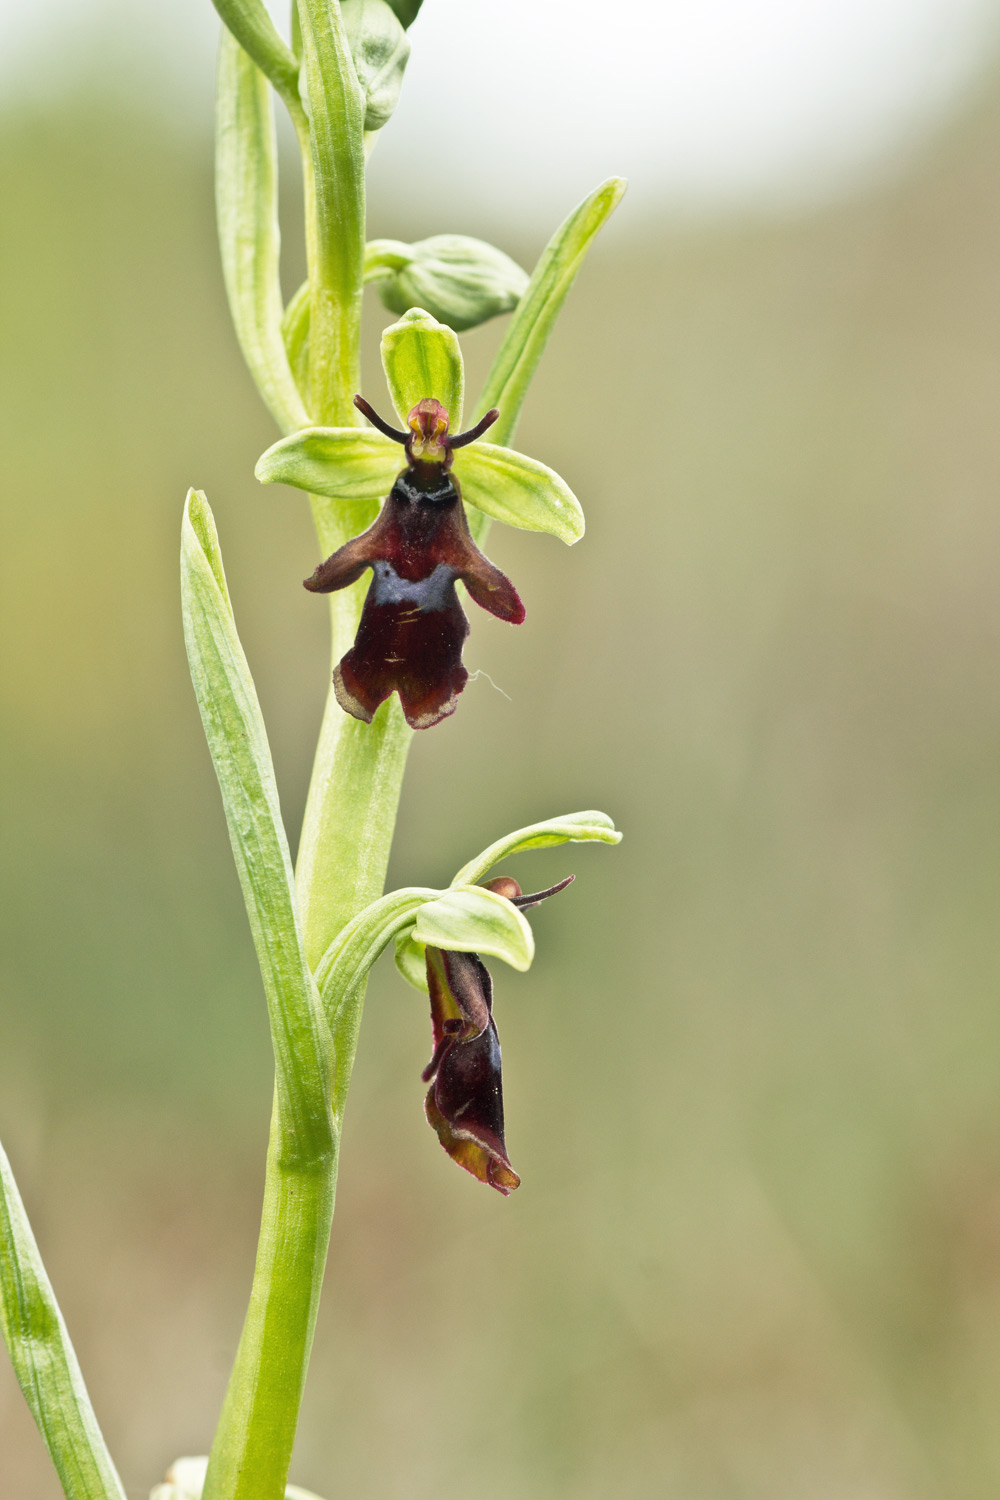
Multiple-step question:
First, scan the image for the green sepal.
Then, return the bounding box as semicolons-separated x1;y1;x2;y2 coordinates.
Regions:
381;308;465;430
412;886;535;971
0;1141;127;1500
453;810;623;888
385;0;423;25
367;234;528;332
151;1456;326;1500
216;31;309;435
455;441;584;544
474;177;627;444
341;0;410;133
255;428;400;501
210;0;301;106
394;930;428;992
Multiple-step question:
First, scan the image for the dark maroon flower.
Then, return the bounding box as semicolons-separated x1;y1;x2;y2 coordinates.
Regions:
421;874;573;1194
304;396;524;730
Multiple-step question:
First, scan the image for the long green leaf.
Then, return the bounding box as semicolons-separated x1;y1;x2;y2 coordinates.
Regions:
473;177;627;445
181;490;333;1163
217;31;309;436
0;1141;126;1500
210;0;301;106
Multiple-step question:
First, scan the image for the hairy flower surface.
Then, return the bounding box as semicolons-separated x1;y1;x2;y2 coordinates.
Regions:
303;397;523;729
421;875;573;1193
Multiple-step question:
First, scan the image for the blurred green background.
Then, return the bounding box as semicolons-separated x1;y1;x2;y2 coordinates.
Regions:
2;39;1000;1500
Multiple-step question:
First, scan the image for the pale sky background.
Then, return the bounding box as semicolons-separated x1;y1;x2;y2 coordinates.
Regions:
1;0;999;225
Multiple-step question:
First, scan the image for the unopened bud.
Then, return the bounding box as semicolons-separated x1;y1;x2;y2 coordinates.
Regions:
366;235;529;332
341;0;410;133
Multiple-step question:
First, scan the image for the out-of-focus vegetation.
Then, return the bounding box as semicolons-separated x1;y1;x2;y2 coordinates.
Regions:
1;62;1000;1500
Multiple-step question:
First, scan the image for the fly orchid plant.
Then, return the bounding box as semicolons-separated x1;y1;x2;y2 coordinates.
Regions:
0;4;625;1498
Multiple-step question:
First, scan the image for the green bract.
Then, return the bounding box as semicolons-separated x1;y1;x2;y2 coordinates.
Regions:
366;234;529;331
256;309;585;543
209;0;300;106
474;177;627;447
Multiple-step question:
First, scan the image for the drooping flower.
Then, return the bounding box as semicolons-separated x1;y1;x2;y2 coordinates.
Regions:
421;874;573;1194
302;395;524;730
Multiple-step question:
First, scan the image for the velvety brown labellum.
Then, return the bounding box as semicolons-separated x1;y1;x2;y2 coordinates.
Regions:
419;875;575;1194
423;947;521;1194
304;398;524;730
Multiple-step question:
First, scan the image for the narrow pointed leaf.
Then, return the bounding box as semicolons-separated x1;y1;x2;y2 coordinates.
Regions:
216;31;309;434
455;441;584;543
181;491;333;1163
211;0;301;104
413;886;535;971
256;427;399;500
0;1141;127;1500
474;177;627;444
381;308;464;430
453;810;623;887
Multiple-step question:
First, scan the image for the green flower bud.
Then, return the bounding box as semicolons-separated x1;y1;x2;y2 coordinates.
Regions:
365;235;530;332
341;0;410;133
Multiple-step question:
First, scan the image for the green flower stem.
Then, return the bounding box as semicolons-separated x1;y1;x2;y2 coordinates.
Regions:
0;1142;127;1500
290;1;414;973
206;11;415;1492
203;1103;336;1500
297;687;412;970
183;492;337;1500
297;0;366;427
217;886;452;1500
289;0;415;970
